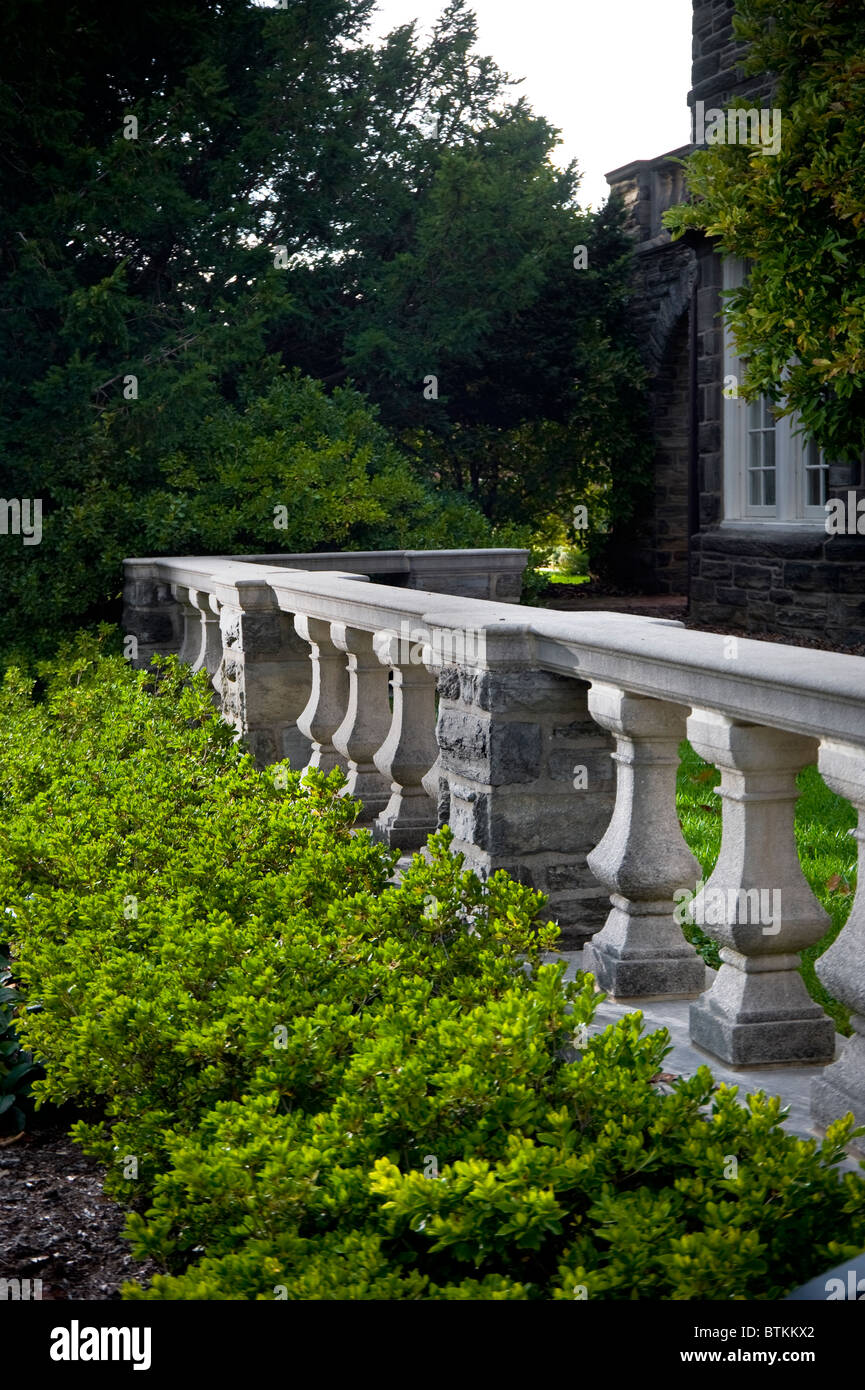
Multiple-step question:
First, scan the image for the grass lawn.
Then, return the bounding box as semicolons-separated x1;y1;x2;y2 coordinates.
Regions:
677;740;857;1033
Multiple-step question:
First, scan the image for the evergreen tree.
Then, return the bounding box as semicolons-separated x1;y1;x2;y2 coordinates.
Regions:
0;0;648;657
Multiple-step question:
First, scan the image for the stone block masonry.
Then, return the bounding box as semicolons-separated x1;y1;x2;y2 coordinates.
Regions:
435;663;615;947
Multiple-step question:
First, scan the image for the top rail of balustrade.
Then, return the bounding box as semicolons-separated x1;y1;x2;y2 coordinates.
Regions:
125;555;865;750
226;546;530;601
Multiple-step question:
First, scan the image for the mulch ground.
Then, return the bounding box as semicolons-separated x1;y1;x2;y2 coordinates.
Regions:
0;1121;156;1300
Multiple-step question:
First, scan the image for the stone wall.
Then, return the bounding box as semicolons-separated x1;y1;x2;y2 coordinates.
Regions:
691;528;865;649
689;0;763;115
686;0;865;647
610;1;865;640
607;152;697;594
636;298;692;593
694;239;723;532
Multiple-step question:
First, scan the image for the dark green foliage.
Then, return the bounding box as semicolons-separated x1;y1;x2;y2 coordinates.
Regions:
665;0;865;460
0;371;494;666
0;0;648;662
343;136;652;544
1;639;864;1299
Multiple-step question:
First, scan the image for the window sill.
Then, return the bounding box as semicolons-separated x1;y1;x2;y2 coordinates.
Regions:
719;519;827;533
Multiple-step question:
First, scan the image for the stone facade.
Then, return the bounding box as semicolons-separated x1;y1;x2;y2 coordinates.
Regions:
606;152;696;594
611;0;865;649
690;528;865;645
689;0;760;115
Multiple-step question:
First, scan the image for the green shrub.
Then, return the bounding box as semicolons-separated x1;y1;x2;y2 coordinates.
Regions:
2;638;864;1300
0;373;494;666
549;544;589;577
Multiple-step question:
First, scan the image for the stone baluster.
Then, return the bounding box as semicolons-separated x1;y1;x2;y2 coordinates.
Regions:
217;594;314;770
582;683;706;997
168;585;224;709
293;614;349;776
170;585;203;667
330;623;393;822
811;740;865;1147
202;593;225;699
687;710;834;1065
370;628;439;850
171;585;222;680
419;633;448;828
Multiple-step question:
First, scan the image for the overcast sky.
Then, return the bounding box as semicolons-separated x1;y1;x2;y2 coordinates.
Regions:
368;0;694;207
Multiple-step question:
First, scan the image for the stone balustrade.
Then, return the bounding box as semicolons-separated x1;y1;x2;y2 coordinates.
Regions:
124;551;865;1150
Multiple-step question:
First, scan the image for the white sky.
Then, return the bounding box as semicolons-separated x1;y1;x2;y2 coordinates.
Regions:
367;0;694;207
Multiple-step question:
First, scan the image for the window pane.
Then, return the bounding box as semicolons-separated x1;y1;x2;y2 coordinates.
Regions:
749;431;762;471
764;430;775;470
749;469;762;505
807;468;821;507
764;469;776;506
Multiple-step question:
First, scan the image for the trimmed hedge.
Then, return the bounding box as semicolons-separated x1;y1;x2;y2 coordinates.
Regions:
1;636;864;1299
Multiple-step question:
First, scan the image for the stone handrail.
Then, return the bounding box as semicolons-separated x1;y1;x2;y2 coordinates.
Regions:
123;551;865;1151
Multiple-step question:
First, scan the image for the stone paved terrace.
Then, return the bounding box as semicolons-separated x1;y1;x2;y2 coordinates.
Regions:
557;952;862;1174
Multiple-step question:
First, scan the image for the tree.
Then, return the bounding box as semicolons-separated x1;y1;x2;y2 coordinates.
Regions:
0;0;649;660
267;4;650;538
665;0;865;462
341;117;650;534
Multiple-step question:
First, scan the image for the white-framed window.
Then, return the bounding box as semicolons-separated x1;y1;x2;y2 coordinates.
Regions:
722;257;829;526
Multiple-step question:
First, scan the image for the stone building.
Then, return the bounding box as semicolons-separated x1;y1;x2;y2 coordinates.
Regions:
608;0;865;649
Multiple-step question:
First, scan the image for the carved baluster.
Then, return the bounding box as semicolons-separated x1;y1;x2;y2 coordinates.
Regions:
294;614;349;776
171;585;203;668
170;585;222;703
330;624;393;821
811;741;865;1145
370;629;439;850
421;636;447;825
203;593;224;700
687;710;834;1065
582;683;706;998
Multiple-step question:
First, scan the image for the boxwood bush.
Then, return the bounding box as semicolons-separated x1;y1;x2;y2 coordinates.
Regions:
1;635;864;1300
